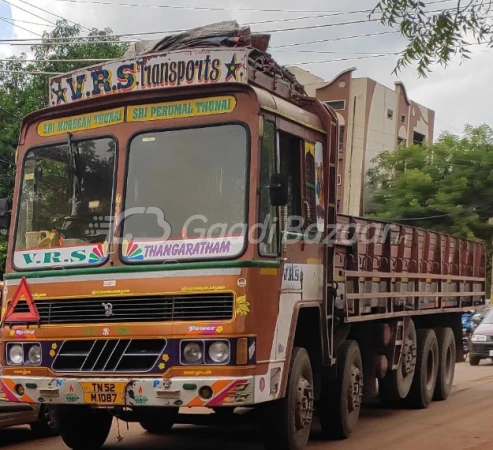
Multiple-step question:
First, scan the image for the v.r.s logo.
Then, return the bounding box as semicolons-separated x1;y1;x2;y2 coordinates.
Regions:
283;266;302;282
22;249;88;265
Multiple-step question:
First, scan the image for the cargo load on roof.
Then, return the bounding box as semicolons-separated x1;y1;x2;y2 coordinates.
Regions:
48;21;306;107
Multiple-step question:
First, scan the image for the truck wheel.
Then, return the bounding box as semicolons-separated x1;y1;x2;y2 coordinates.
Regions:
379;318;417;404
405;328;439;408
319;340;363;440
433;327;456;401
139;407;179;433
54;405;112;449
261;347;314;450
469;355;480;366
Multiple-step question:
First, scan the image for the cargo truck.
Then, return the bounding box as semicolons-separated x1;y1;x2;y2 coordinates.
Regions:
0;22;485;450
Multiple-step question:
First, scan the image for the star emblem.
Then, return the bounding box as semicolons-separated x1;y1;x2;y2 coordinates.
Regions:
224;54;243;81
51;82;67;105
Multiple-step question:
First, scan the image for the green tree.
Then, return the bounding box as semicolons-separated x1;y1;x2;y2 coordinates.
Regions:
0;21;127;272
367;124;493;242
367;124;493;293
373;0;493;76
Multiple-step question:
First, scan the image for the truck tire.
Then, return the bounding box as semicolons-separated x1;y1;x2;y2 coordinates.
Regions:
139;407;179;433
433;327;456;401
469;355;480;366
318;340;363;440
405;328;439;409
379;318;417;404
54;405;112;450
261;347;314;450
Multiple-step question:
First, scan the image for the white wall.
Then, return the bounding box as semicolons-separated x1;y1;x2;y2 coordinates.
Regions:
343;78;368;216
413;104;432;141
366;83;399;176
361;84;400;214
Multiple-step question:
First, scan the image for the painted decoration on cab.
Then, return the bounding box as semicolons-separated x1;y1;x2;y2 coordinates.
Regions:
49;48;249;106
281;264;303;291
315;142;325;232
14;241;109;269
127;96;236;122
121;236;244;263
37;108;124;137
235;296;251;316
304;141;325;233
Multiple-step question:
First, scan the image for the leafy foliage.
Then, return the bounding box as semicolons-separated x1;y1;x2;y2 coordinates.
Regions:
367;124;493;243
368;125;493;293
0;21;127;272
372;0;493;76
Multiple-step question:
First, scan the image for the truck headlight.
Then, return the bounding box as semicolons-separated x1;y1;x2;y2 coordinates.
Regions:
9;345;24;364
27;345;41;365
208;341;229;363
183;342;203;363
472;334;487;342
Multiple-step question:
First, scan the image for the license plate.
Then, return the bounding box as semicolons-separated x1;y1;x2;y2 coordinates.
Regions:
80;382;126;405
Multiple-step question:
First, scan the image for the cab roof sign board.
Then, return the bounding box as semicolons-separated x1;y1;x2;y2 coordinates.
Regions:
49;48;249;106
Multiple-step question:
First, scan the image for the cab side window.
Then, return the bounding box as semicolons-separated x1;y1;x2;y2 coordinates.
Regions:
279;131;302;233
258;120;278;255
304;141;317;228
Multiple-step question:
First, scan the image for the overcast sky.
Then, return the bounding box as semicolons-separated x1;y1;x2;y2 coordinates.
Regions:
0;0;490;139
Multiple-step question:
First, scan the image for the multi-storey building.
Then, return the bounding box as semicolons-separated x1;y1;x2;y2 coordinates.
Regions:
289;66;435;216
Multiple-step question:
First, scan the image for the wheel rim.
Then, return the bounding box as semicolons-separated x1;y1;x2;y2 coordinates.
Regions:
402;337;417;377
426;348;436;391
347;364;363;413
295;374;313;431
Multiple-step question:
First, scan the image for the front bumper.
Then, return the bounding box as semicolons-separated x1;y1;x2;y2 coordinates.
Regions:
469;342;493;358
0;375;254;408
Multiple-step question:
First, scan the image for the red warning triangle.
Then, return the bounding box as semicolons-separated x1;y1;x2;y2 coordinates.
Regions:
3;277;40;323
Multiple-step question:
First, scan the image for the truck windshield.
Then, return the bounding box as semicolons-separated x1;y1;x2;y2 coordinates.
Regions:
122;124;248;263
14;137;116;269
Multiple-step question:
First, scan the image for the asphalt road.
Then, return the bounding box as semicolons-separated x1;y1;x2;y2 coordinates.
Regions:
2;360;492;450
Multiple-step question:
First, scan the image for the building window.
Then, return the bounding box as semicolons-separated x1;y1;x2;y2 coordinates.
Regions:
337;174;342;185
413;131;425;145
397;137;406;147
326;100;345;111
387;109;394;119
338;125;345;153
401;114;407;124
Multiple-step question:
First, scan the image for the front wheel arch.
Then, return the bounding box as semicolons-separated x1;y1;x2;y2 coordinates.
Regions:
280;304;324;400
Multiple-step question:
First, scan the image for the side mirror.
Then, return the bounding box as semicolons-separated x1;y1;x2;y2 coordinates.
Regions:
0;198;12;230
269;173;288;206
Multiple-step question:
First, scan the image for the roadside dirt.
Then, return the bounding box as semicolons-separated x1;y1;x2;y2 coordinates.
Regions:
2;360;491;450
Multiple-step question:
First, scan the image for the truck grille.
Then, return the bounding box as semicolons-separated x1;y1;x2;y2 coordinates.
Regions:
52;339;166;373
14;293;234;325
